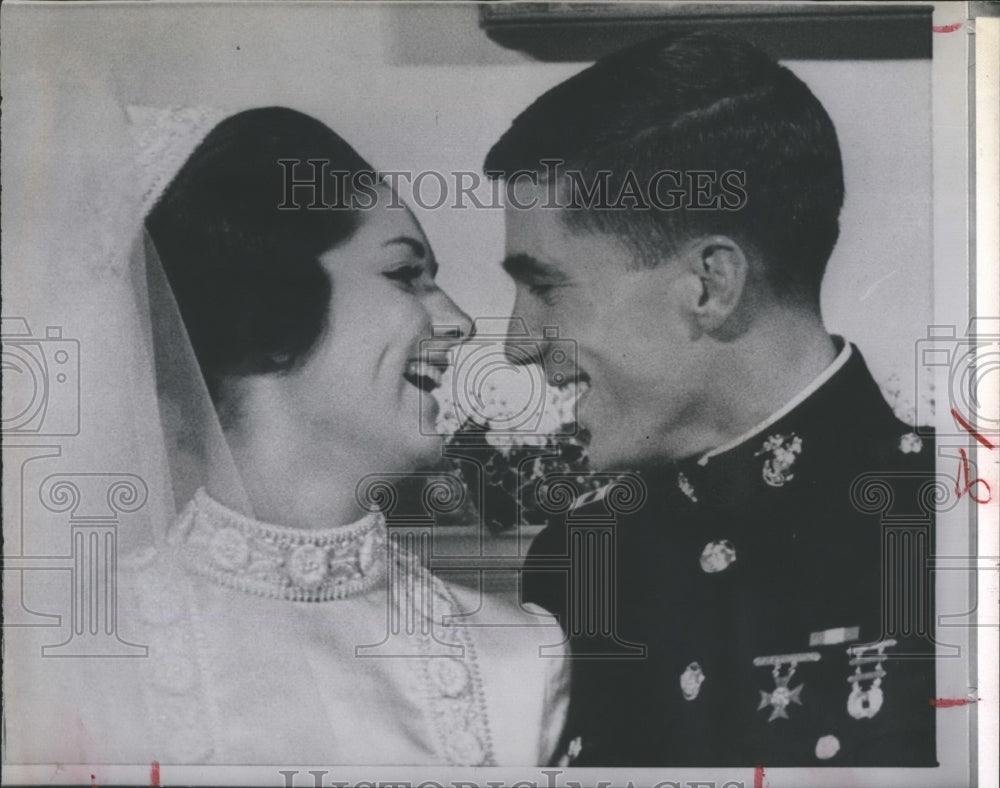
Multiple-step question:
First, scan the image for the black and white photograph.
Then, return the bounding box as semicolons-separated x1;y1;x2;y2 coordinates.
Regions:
1;2;996;786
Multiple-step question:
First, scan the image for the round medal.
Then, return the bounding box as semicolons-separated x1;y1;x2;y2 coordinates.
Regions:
847;680;884;719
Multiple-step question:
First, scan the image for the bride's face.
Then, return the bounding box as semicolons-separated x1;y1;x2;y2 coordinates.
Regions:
276;190;471;472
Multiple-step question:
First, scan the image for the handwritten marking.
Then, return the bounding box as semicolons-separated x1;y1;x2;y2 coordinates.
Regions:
150;760;160;787
754;765;766;788
930;697;980;707
955;448;993;503
932;22;963;33
952;408;997;450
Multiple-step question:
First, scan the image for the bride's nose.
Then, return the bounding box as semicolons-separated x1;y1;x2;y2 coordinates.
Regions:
428;290;473;345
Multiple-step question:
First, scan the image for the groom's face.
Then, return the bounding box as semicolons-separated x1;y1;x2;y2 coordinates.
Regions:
501;181;704;469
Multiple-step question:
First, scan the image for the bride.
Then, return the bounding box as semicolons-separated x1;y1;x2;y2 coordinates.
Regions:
3;105;567;767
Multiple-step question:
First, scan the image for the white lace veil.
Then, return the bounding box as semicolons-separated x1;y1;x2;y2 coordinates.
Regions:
128;104;255;525
2;80;260;766
3;79;252;560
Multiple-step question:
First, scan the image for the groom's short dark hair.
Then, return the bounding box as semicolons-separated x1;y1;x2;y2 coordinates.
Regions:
484;32;844;305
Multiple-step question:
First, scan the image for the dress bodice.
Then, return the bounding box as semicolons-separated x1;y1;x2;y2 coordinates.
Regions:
5;491;569;767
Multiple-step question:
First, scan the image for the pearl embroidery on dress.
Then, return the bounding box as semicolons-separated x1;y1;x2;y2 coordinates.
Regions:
122;548;217;762
172;488;388;601
421;579;496;766
163;488;496;765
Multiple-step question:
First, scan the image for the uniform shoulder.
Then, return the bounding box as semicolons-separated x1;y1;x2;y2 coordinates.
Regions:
874;422;935;470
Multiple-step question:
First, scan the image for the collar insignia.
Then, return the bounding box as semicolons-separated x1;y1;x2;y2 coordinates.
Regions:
677;471;698;502
755;433;803;487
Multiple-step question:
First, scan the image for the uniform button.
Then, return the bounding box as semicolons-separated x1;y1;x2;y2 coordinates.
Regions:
700;540;737;573
557;736;583;767
815;734;841;760
899;432;923;453
680;661;706;700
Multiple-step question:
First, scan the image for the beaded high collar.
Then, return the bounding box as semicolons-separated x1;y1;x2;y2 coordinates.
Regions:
170;488;388;601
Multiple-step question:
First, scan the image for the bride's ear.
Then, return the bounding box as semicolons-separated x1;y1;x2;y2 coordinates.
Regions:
678;235;750;332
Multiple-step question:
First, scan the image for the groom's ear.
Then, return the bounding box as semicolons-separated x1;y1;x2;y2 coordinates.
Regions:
677;235;750;332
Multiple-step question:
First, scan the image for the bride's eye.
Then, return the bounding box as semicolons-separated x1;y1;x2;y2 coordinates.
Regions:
384;264;427;287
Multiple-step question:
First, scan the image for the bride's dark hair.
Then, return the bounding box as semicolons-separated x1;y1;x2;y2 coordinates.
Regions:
146;106;375;403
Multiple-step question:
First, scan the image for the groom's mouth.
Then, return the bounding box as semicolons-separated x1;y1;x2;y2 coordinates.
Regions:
403;359;445;393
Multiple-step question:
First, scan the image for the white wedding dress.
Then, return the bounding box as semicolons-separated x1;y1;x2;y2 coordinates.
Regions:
2;93;568;769
7;489;568;766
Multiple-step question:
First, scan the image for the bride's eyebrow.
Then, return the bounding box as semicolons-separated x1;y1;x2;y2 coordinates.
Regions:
383;236;426;257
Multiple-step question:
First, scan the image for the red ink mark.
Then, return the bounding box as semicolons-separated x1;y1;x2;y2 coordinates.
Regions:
951;408;996;449
150;760;160;787
930;696;980;707
754;765;766;788
932;22;962;33
954;448;992;503
951;409;997;502
951;408;996;450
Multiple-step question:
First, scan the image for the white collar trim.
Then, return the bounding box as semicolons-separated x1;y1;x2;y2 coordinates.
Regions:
696;340;852;466
170;488;388;601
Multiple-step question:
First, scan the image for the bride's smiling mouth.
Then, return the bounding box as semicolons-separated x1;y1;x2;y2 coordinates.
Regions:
403;358;446;393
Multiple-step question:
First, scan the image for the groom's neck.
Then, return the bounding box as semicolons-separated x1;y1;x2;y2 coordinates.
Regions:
663;310;837;463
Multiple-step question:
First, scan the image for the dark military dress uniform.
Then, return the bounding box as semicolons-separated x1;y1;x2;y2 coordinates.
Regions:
524;341;937;767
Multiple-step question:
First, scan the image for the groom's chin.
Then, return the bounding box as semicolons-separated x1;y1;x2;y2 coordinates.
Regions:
580;426;631;474
584;417;666;474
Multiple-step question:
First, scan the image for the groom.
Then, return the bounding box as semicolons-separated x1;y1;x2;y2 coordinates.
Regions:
486;33;937;767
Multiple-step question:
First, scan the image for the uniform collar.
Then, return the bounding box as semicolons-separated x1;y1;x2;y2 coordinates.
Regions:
575;339;904;511
695;338;853;467
633;339;905;504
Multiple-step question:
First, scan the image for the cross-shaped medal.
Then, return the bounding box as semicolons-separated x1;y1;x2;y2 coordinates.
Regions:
752;651;820;723
758;673;805;721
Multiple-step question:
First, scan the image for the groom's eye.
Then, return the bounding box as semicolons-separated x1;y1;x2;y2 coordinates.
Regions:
502;254;565;307
527;282;558;305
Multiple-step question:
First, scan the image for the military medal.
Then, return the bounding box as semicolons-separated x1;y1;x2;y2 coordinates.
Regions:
846;639;895;720
753;651;820;721
847;677;884;719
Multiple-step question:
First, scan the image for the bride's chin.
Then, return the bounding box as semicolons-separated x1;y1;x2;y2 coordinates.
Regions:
400;378;441;421
398;389;444;441
395;431;447;473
